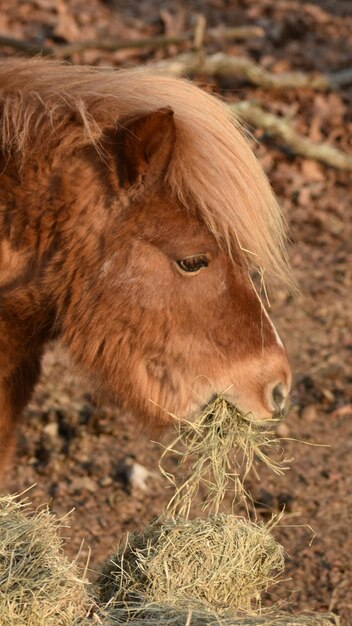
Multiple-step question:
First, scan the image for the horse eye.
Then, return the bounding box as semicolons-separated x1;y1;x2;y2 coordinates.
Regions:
176;255;208;273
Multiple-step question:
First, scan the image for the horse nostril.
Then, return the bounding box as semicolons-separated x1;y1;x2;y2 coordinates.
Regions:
270;382;286;412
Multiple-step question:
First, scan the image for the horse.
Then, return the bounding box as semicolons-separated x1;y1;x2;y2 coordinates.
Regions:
0;58;293;481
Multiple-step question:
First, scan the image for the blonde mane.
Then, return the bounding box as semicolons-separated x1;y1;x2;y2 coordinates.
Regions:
0;57;292;287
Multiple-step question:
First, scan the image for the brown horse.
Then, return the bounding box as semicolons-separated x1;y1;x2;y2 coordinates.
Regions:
0;58;293;480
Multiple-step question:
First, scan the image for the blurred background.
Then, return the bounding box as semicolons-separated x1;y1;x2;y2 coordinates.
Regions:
1;1;351;623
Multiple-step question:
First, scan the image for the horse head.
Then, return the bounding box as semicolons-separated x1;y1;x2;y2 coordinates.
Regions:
61;106;291;426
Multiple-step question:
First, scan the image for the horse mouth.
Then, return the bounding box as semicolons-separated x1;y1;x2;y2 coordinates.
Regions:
198;393;219;415
196;393;288;423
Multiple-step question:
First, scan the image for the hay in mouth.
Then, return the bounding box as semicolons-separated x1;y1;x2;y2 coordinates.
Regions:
159;396;289;517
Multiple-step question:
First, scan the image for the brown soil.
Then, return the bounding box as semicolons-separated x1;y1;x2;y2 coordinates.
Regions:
1;1;351;624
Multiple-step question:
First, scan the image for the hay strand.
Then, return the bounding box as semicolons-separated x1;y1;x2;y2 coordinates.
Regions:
159;397;289;517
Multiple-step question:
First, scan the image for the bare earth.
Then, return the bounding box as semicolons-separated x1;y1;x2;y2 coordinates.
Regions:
1;1;351;624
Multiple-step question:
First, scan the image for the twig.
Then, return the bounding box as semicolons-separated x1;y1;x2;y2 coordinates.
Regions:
0;26;264;58
153;52;346;91
193;15;207;68
327;67;352;90
1;35;350;170
2;33;351;93
152;54;352;168
231;101;352;171
193;15;207;51
0;36;52;55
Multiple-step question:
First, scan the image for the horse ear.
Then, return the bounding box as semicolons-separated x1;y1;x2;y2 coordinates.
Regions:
115;107;176;188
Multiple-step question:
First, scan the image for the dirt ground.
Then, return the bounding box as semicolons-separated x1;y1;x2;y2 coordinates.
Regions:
1;0;352;624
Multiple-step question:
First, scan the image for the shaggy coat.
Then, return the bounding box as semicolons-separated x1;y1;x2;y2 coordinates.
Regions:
0;59;292;479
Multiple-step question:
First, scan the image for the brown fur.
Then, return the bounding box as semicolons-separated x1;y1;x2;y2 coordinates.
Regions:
0;58;292;480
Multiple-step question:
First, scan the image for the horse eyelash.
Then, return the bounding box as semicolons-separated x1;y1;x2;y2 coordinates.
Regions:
176;255;209;273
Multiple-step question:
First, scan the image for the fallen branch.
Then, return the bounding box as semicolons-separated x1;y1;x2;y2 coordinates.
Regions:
0;26;264;58
231;101;352;171
2;34;351;92
153;53;352;169
0;35;52;55
152;52;352;91
1;37;350;170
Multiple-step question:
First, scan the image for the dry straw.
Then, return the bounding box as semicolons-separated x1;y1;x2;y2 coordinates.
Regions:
97;514;285;615
0;494;91;626
103;604;339;626
0;497;338;626
159;396;289;517
97;514;337;626
0;401;336;626
95;398;290;622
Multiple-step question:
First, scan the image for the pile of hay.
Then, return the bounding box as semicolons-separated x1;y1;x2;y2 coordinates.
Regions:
159;397;289;516
97;515;339;626
0;495;339;626
0;400;338;626
0;494;91;626
96;397;336;626
98;514;284;614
